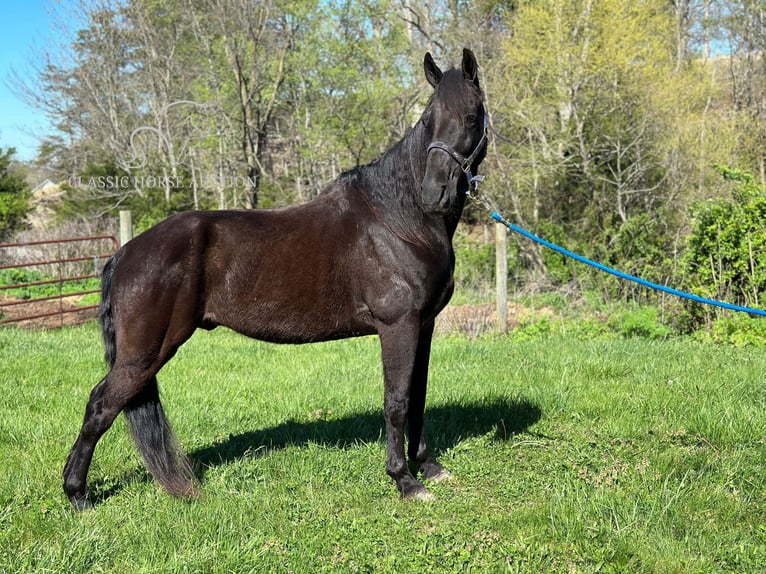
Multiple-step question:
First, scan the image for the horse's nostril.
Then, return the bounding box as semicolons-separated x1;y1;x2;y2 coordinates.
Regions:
439;185;449;205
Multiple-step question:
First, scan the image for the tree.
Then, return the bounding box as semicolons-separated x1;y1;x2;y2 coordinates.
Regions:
0;148;32;241
719;0;766;187
288;0;416;202
192;0;311;208
488;0;717;287
26;0;415;212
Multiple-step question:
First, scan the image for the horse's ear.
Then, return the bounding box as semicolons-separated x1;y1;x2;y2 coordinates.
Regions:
462;48;479;88
424;52;442;88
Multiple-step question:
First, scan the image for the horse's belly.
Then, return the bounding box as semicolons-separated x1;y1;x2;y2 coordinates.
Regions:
205;299;376;344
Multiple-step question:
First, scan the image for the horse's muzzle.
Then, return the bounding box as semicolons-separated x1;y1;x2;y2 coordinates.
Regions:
421;170;457;214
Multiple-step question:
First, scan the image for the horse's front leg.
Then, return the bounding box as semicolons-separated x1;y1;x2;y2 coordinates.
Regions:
378;315;433;500
407;320;452;483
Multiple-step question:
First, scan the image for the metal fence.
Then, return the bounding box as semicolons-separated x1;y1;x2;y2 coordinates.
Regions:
0;235;118;327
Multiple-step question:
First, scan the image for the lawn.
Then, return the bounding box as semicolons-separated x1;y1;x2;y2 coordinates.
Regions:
1;322;764;572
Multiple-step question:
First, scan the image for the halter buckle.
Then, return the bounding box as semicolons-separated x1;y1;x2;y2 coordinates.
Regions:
467;174;485;197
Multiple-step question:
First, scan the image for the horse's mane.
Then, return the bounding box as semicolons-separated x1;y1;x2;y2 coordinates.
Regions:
364;122;437;246
331;68;479;247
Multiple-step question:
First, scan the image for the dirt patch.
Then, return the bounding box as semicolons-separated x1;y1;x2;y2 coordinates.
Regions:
0;295;97;329
435;302;554;337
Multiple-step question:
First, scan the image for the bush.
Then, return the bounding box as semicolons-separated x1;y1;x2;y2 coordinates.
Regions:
0;268;99;300
691;314;766;347
0;269;42;299
607;305;672;339
682;166;766;327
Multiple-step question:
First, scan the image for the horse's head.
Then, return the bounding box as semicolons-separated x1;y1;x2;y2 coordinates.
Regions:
420;49;488;215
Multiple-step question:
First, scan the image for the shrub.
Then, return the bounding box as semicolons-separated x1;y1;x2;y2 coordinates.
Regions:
607;305;672;339
682;166;766;327
691;314;766;347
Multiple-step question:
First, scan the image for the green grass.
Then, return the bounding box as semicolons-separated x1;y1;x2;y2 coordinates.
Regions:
1;324;765;572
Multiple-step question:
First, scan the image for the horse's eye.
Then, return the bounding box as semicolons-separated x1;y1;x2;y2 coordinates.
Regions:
466;114;478;127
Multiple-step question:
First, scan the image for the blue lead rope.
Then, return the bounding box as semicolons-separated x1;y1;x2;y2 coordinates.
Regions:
488;209;766;318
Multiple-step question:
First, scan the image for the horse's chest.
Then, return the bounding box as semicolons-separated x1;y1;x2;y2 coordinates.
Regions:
361;239;454;324
427;255;455;316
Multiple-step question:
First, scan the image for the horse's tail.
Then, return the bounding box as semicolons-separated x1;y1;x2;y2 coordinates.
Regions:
124;379;198;498
100;250;197;499
99;252;120;368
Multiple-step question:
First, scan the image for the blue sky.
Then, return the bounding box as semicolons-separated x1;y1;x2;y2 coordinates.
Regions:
0;1;62;161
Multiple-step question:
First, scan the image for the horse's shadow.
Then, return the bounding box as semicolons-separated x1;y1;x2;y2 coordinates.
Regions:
89;397;541;504
192;396;541;469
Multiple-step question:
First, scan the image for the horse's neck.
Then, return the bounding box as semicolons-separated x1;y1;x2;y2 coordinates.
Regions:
365;123;424;189
356;122;465;245
404;123;427;186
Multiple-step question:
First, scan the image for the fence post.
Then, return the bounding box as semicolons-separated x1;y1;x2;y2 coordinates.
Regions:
495;222;508;332
119;210;133;247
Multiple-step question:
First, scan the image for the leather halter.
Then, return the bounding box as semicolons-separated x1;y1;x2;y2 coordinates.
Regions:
426;114;489;194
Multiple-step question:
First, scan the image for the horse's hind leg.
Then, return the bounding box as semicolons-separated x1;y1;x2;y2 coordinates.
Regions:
63;360;195;510
63;367;145;510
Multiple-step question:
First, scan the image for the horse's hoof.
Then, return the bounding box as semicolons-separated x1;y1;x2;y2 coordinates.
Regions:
428;469;453;484
421;462;453;483
69;495;94;512
403;486;435;502
412;489;436;502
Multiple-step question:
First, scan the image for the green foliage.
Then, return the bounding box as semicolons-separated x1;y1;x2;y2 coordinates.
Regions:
609;213;676;285
0;268;100;301
0;268;46;299
682;166;766;324
494;0;679;235
507;314;555;341
288;0;415;201
57;163;126;221
607;305;672;340
535;220;577;284
500;297;675;342
129;178;211;234
58;162;213;233
691;313;766;347
487;0;749;300
0;147;31;241
452;230;496;302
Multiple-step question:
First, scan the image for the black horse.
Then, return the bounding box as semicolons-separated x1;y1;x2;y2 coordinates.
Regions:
63;49;488;510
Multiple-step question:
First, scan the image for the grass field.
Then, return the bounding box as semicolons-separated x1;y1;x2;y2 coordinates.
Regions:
1;321;765;573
